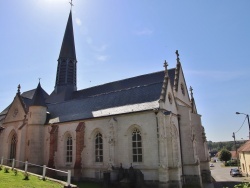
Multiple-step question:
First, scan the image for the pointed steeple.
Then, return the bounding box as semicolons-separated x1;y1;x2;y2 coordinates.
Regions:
55;10;77;93
31;82;47;107
59;10;76;60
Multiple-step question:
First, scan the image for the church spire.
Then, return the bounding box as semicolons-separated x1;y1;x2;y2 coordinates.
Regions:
55;9;77;92
58;10;76;60
31;82;47;107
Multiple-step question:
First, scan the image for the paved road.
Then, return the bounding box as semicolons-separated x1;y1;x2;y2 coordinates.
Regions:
210;161;250;188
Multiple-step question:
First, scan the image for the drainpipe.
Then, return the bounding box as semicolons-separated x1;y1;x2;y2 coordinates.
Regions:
177;114;184;182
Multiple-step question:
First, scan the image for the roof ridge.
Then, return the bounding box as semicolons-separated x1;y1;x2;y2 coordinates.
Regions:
88;81;163;98
75;70;168;93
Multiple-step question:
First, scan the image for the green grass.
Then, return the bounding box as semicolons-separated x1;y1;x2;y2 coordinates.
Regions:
0;167;63;188
0;166;102;188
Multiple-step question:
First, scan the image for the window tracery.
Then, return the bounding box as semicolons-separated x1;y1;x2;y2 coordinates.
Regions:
132;128;142;162
95;133;103;162
66;135;73;163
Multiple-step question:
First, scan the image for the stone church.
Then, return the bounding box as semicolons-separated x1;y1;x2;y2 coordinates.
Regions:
0;10;210;187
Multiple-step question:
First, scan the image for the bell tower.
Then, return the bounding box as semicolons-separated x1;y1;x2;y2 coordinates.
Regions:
47;9;77;103
55;10;77;93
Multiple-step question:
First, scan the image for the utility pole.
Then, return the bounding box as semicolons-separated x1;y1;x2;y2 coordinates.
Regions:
236;112;250;140
247;114;250;139
232;132;239;169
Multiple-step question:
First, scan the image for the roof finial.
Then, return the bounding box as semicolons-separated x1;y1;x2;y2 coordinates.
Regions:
189;86;194;99
17;84;21;95
175;50;180;64
163;60;168;71
38;78;41;83
69;0;74;10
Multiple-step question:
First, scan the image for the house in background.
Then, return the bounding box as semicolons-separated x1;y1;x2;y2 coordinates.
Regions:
238;140;250;176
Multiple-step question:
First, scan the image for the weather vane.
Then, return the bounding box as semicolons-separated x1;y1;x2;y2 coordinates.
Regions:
69;0;74;9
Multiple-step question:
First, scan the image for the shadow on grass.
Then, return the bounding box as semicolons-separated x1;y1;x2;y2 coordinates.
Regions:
214;181;245;188
73;181;101;188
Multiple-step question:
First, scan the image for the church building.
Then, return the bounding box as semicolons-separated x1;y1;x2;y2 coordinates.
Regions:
0;9;210;188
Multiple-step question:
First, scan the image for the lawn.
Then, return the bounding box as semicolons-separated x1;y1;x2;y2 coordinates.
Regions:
0;166;101;188
0;167;63;188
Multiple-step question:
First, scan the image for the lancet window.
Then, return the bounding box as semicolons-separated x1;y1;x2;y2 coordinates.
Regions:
10;134;17;159
66;135;73;163
95;133;103;162
132;128;142;162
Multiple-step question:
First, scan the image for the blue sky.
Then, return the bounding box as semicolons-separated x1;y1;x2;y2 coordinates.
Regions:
0;0;250;142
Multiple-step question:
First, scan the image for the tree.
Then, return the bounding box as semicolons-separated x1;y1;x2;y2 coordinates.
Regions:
218;148;232;162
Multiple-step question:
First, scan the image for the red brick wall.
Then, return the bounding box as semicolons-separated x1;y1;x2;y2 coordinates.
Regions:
74;122;85;177
48;125;58;169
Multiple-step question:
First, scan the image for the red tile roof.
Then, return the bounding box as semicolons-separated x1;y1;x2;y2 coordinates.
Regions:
230;151;238;159
238;140;250;152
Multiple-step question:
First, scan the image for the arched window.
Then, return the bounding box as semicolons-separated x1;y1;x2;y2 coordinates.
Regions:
132;129;142;162
10;134;17;159
95;133;103;162
66;135;73;163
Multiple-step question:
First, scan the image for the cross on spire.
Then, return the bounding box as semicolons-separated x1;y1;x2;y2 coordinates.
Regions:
163;60;168;70
175;50;180;63
69;0;74;9
175;50;179;58
17;84;21;95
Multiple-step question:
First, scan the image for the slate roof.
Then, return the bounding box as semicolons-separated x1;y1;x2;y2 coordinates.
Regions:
72;69;175;100
59;10;76;60
0;68;176;124
0;86;49;116
21;88;49;100
48;68;176;123
30;83;47;107
48;81;163;123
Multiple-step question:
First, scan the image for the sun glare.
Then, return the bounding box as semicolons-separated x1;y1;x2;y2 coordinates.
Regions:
36;0;68;10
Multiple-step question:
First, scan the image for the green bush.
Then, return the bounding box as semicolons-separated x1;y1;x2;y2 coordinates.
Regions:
234;182;250;188
225;160;238;166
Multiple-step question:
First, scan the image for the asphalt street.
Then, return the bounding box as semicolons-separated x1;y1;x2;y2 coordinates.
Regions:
210;161;250;188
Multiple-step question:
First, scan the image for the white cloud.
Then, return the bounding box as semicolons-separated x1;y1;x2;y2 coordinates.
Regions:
92;44;108;52
135;28;153;36
86;38;108;52
96;55;109;62
75;18;82;26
